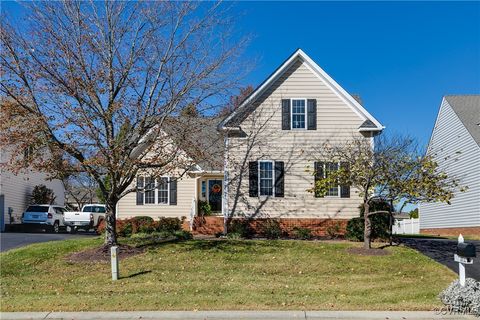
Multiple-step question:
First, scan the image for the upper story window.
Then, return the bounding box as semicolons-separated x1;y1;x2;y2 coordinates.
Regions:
291;99;306;129
259;161;274;196
157;177;169;204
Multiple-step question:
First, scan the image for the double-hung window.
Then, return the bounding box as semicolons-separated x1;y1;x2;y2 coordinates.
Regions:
325;162;340;197
144;176;156;204
137;176;170;205
291;99;306;129
259;161;274;196
157;177;169;204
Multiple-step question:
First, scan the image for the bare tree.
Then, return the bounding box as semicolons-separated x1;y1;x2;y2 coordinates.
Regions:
311;134;463;249
0;1;247;246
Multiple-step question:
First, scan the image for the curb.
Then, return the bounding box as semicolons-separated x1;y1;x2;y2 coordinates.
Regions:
0;311;477;320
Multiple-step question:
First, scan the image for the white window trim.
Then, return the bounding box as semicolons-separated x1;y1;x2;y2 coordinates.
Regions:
290;98;307;130
143;176;170;205
323;162;341;198
258;160;275;197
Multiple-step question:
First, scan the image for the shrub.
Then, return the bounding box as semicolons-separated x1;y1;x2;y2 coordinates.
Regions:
345;217;363;241
345;213;391;242
228;219;254;238
262;219;282;239
326;222;342;239
173;230;193;240
30;184;56;204
227;232;242;240
131;216;156;234
198;200;212;216
292;227;313;240
157;217;183;233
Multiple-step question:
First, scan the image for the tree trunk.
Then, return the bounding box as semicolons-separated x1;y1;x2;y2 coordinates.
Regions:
104;201;118;246
363;202;371;249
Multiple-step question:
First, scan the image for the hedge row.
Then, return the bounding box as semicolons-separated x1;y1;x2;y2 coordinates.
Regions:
97;216;184;237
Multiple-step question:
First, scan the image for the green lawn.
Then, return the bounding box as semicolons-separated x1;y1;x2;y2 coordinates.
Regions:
0;237;455;311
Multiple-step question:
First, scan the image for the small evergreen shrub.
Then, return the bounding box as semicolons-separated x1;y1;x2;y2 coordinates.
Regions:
173;230;193;240
198;200;212;216
262;219;282;239
346;199;392;242
292;227;313;240
228;219;254;238
156;217;183;233
326;222;342;239
226;232;242;240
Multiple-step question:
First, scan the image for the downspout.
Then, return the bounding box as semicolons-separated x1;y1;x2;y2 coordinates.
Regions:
222;134;229;235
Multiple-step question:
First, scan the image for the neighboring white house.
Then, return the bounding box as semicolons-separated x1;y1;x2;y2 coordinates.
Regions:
0;148;65;231
419;95;480;237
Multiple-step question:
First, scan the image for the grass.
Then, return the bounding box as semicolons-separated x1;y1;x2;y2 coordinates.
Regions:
0;237;456;311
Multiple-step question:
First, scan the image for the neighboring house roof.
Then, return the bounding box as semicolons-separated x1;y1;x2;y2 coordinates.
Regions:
218;48;384;131
444;95;480;146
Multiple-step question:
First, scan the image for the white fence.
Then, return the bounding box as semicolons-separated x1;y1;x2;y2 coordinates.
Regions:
392;218;420;235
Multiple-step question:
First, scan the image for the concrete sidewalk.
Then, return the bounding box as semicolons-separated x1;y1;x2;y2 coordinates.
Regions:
0;311;477;320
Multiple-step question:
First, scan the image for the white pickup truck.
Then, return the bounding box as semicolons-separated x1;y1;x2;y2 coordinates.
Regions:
64;204;106;233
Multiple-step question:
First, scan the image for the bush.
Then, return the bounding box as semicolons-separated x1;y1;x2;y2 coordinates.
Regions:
326;222;342;239
228;219;254;238
262;219;282;239
345;213;391;242
440;278;480;316
156;217;183;233
97;216;184;238
173;230;193;240
226;232;242;240
292;227;313;240
346;199;392;242
198;200;212;216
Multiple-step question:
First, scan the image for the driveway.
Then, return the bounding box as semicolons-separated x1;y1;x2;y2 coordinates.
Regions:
0;231;96;252
399;237;480;281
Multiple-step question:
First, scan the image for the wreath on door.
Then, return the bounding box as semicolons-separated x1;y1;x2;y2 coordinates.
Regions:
211;184;222;193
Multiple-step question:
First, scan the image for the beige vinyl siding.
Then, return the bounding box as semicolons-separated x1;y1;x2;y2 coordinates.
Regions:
0;169;65;225
116;172;224;219
117;174;196;219
419;99;480;229
226;59;368;219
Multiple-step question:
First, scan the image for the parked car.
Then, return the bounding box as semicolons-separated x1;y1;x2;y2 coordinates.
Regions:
21;204;66;233
64;204;106;233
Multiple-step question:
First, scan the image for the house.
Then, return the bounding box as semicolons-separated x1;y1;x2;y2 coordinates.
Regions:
214;49;384;236
0;148;65;232
419;95;480;237
117;49;384;236
116;117;225;228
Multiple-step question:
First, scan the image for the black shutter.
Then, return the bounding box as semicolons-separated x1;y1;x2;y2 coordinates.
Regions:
307;99;317;130
274;161;284;197
136;176;144;205
340;162;350;198
314;162;324;198
249;161;259;197
169;178;177;205
281;99;291;130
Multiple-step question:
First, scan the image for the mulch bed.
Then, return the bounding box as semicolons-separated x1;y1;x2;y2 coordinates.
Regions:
346;247;391;256
66;244;145;263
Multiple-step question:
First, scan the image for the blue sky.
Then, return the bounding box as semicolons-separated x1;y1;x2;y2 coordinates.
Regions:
3;1;479;147
233;1;480;147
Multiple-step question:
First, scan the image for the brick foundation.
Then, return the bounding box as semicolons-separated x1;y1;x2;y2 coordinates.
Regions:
421;226;480;238
187;216;348;237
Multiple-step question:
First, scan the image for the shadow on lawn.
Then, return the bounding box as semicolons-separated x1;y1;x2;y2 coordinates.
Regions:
122;270;152;279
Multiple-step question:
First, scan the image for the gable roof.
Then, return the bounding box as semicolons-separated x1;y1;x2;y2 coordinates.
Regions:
444;95;480;146
219;49;384;131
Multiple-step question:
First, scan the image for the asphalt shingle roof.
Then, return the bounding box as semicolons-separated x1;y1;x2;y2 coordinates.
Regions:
445;95;480;146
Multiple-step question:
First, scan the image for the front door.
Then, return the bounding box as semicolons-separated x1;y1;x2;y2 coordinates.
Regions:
208;180;223;212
